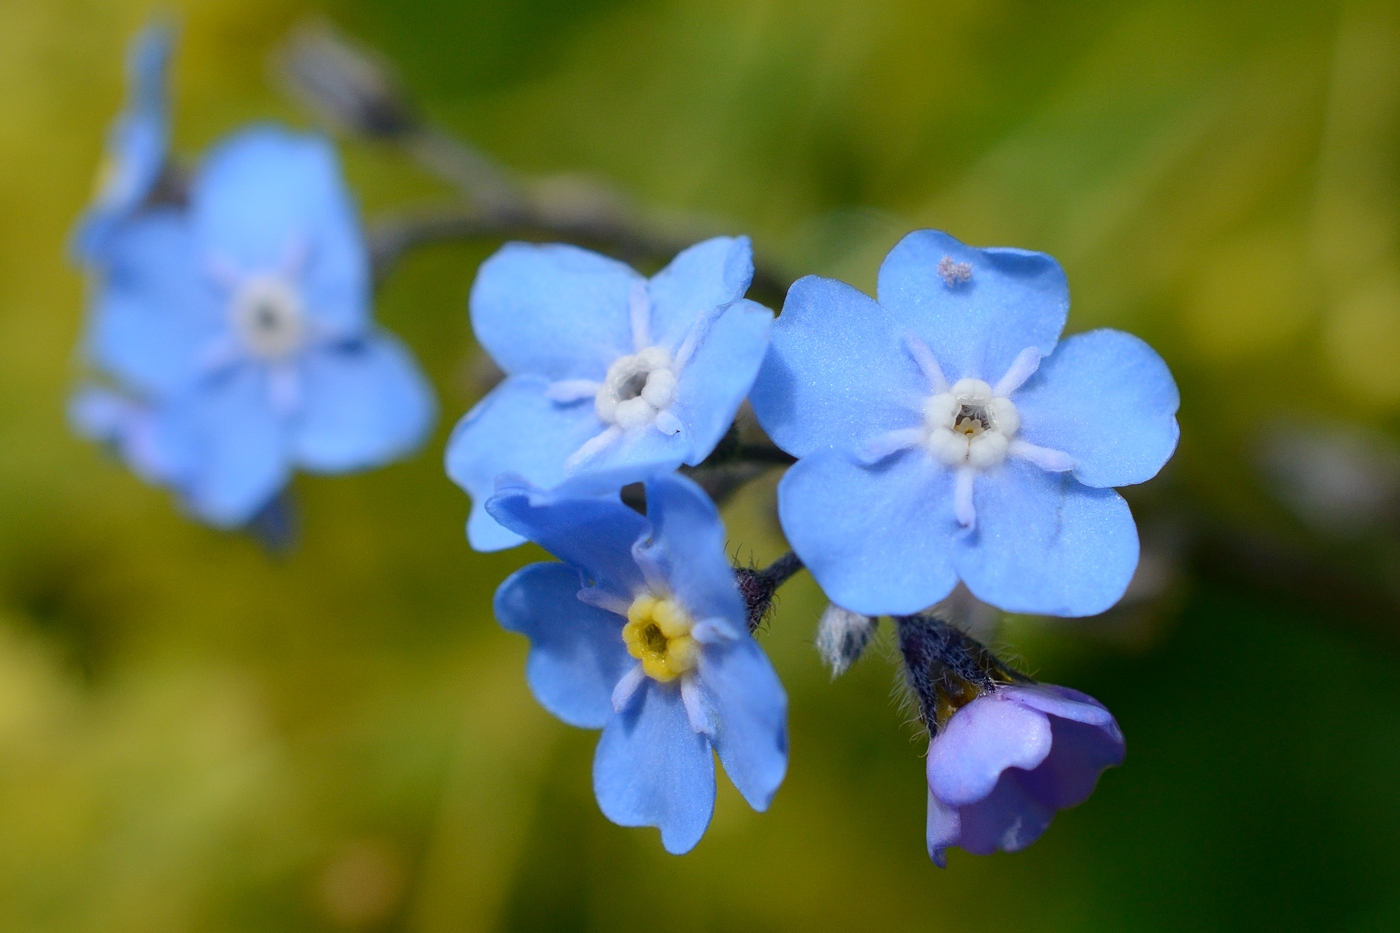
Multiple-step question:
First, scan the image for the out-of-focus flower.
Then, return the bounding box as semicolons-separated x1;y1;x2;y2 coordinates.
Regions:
74;21;175;262
924;684;1124;867
750;229;1179;617
489;473;787;854
74;126;435;527
446;237;772;551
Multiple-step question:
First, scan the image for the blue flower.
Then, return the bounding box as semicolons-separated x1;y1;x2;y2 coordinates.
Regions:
73;22;175;263
446;237;773;551
925;684;1124;867
73;126;436;527
750;229;1179;617
489;473;788;854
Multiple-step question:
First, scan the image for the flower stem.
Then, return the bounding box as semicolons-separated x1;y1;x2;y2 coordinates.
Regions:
734;551;805;633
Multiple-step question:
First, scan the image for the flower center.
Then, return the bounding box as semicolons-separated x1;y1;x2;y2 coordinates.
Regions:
231;275;306;360
595;346;680;430
925;378;1021;469
622;594;699;683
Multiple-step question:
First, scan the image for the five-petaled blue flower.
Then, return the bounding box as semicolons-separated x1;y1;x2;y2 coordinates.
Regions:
489;473;788;854
446;237;773;551
750;229;1179;617
72;125;436;527
73;21;174;264
925;683;1124;867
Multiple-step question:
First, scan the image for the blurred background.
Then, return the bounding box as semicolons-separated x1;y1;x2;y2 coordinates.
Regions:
4;0;1400;929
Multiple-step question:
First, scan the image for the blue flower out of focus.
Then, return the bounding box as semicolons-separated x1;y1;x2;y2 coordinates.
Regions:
925;683;1124;867
73;21;174;263
446;237;773;551
489;473;788;854
73;116;436;527
750;229;1179;617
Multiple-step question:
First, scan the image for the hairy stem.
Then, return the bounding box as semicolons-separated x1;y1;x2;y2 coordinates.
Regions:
735;551;806;633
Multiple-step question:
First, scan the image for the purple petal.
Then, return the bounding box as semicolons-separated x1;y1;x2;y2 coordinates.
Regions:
926;693;1052;807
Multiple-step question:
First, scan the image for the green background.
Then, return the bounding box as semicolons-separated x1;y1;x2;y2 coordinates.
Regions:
3;0;1399;929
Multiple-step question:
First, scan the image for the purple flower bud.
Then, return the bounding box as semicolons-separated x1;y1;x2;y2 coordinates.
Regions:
924;683;1124;867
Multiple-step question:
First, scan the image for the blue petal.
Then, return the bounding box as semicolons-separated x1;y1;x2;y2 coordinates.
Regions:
1013;329;1179;488
70;386;195;487
777;448;959;616
575;422;689;482
673;298;772;465
876;230;1068;385
191;126;369;337
86;210;223;395
640;474;747;624
445;375;605;551
73;22;174;261
697;638;788;811
486;481;650;598
176;366;289;527
470;242;640;379
645;236;754;351
292;332;436;473
495;563;632;729
593;682;716;854
750;275;923;458
952;460;1139;616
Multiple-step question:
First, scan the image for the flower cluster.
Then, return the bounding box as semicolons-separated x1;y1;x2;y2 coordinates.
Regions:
71;26;434;529
445;228;1174;860
71;24;1180;866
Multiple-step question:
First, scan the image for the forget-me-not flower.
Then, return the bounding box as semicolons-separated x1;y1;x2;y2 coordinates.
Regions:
925;683;1124;867
750;229;1179;617
446;237;773;551
489;473;788;854
73;125;435;527
74;22;174;263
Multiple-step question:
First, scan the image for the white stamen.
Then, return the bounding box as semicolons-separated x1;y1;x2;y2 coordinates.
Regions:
613;397;654;430
691;618;740;644
640;368;678;409
905;333;949;393
564;426;622;471
856;428;926;465
994;347;1043;397
655;410;684;436
954;466;977;528
546;379;603;403
230;275;306;360
591;345;682;439
680;676;715;736
1011;440;1075;472
629;283;651;352
966;431;1009;468
612;664;647;713
577;587;631;615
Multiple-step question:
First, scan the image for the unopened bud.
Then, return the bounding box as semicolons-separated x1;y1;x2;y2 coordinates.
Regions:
276;22;419;140
815;604;878;678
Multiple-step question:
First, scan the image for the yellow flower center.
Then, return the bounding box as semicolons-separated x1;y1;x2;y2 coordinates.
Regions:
622;594;699;683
